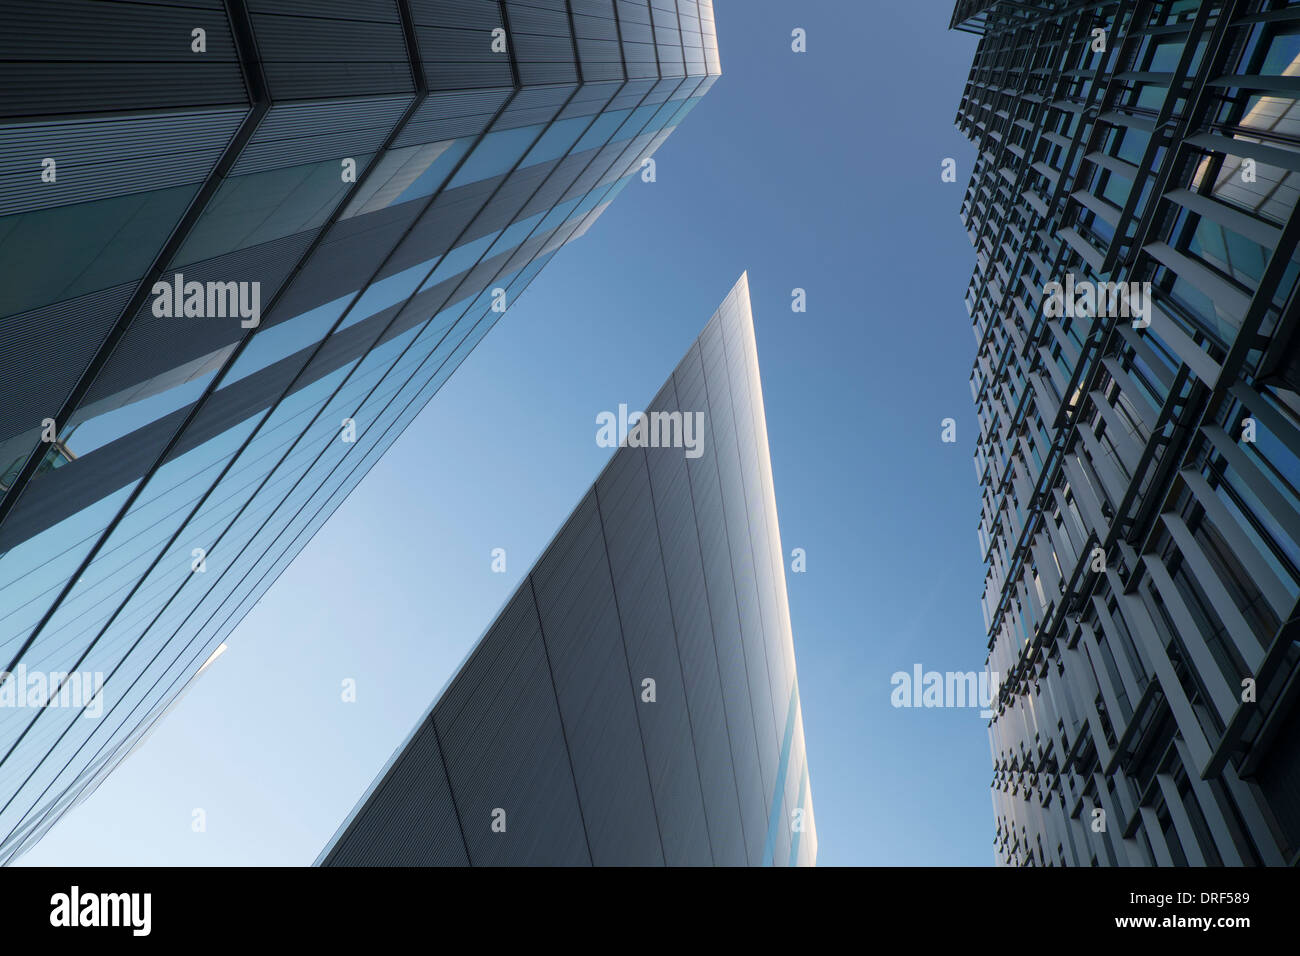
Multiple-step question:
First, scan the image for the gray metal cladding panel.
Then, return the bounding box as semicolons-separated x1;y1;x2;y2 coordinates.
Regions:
0;281;134;445
503;2;580;86
354;294;432;358
577;58;621;83
492;102;567;129
248;9;413;100
605;80;659;112
506;154;587;221
564;161;628;207
642;377;748;865
616;0;658;80
434;585;591;866
169;163;356;269
389;276;466;334
459;164;556;239
652;43;685;78
652;22;681;50
102;0;226;6
323;719;468;866
621;48;659;81
502;82;578;110
674;343;768;864
246;0;397;18
458;247;520;297
410;0;508;91
557;80;623;119
414;31;514;92
558;142;630;202
422;59;516;92
595;445;713;866
510;0;570;11
377;180;502;280
504;0;572;31
699;320;782;760
602;136;654;186
573;10;618;40
494;229;552;276
616;0;652;25
415;24;506;59
409;0;502;28
271;202;423;319
230;95;413;176
0;109;246;217
571;0;616;14
508;24;577;58
697;0;715;36
728;310;795;697
0;0;246;116
718;311;791;714
255;61;414;106
531;490;664;865
642;77;683;104
402;87;513;121
392;90;509;147
81;228;318;408
514;59;581;87
494;85;575;129
316;280;805;867
702;40;719;75
771;734;798;866
636;127;675;167
617;19;654;44
576;47;625;82
0;181;198;319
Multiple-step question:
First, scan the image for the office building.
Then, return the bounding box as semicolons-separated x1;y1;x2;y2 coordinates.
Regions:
0;0;720;862
319;274;817;866
953;0;1300;865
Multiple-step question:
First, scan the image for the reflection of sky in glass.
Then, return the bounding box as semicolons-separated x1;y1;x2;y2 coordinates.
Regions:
1194;38;1300;223
0;37;719;861
46;92;712;475
1173;37;1300;338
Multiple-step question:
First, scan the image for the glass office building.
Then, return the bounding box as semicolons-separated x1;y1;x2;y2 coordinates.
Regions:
953;0;1300;865
319;274;816;867
0;0;720;863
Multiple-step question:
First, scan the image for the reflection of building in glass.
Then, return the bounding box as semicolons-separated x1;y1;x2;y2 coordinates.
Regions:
952;1;1300;866
319;275;816;867
0;0;720;863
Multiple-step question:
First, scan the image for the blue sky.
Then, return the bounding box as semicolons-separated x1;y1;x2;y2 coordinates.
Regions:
19;1;990;867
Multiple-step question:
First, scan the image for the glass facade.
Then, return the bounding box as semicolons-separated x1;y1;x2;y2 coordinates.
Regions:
953;0;1300;865
0;0;720;863
318;275;817;867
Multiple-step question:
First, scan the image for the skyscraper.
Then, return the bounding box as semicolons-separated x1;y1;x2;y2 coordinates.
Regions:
0;0;720;863
953;0;1300;865
318;274;816;867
